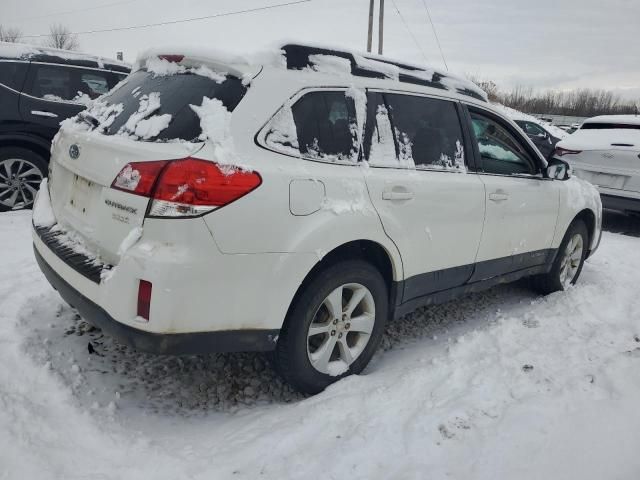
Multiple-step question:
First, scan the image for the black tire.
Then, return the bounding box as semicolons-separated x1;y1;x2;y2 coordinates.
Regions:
272;259;388;394
530;220;589;295
0;147;48;212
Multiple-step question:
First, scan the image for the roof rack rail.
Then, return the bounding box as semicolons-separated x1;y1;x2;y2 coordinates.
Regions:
280;43;487;102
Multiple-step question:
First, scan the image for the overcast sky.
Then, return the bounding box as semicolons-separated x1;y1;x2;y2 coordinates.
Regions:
2;0;639;100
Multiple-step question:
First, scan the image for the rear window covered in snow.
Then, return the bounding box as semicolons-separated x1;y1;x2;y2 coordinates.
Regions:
97;68;247;142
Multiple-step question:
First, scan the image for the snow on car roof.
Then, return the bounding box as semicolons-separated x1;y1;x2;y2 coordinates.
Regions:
281;43;488;102
0;41;130;71
583;115;640;126
135;42;488;102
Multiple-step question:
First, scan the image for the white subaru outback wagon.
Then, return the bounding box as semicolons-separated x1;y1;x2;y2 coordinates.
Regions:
33;44;602;393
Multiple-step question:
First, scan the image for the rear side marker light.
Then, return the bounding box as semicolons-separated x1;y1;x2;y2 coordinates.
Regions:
553;147;582;157
137;280;152;321
111;158;262;218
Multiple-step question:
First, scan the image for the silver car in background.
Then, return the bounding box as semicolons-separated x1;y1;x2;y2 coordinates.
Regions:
553;115;640;213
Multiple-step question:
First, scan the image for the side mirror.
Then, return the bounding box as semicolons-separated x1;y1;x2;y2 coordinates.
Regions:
546;159;571;180
536;132;548;140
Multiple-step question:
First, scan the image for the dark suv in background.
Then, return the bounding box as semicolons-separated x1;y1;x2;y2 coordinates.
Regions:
0;43;129;211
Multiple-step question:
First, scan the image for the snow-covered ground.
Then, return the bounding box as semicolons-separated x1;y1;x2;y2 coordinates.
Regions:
2;210;640;479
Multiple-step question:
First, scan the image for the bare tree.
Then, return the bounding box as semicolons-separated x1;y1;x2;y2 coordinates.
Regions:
44;24;78;51
0;25;23;43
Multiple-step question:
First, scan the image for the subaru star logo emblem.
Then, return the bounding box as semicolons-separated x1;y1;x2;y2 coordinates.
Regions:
69;144;80;160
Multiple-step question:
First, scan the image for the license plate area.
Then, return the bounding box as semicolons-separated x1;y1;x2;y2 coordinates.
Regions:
69;174;101;215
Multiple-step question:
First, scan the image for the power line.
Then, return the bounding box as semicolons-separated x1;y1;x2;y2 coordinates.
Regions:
20;0;313;39
12;0;141;23
420;0;448;71
389;0;429;64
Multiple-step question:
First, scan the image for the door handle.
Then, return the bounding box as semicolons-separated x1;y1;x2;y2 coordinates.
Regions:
382;188;414;201
489;191;509;202
31;110;59;118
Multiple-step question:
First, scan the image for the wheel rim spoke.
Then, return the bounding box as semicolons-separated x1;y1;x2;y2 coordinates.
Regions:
344;286;367;317
337;338;354;364
1;160;15;179
311;335;338;372
324;286;343;319
19;167;41;179
308;322;331;337
349;313;374;334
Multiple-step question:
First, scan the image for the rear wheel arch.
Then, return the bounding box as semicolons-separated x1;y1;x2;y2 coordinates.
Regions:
0;136;51;163
285;240;399;322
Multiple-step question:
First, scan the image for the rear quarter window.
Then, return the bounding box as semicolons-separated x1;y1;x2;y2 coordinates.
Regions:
264;90;360;162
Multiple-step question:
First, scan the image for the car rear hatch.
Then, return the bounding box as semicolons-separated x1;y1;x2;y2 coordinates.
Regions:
43;53;254;267
557;129;640;192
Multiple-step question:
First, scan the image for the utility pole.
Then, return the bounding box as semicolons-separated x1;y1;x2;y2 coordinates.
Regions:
367;0;374;52
378;0;385;54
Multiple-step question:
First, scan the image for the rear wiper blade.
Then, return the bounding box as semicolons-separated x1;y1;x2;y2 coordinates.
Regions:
78;111;99;128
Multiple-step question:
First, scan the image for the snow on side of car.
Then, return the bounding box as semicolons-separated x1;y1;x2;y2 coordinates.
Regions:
32;179;56;228
190;96;253;173
564;176;602;213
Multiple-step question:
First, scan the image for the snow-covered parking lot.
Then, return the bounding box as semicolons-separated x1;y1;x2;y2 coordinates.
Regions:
1;210;640;479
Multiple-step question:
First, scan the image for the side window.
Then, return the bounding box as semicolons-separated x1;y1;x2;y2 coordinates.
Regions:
0;61;29;91
27;65;116;103
523;122;546;137
28;64;74;101
265;91;359;162
385;94;465;170
78;71;111;98
470;111;538;176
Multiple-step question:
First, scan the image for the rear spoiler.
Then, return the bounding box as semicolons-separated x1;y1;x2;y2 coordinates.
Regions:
133;48;261;80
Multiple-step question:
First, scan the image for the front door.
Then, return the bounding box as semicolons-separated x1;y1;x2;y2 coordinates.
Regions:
466;107;560;281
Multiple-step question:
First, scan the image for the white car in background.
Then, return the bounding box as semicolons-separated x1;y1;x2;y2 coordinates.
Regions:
33;44;602;394
554;115;640;213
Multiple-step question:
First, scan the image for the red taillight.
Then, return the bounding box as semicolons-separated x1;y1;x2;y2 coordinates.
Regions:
158;54;184;63
111;161;168;196
137;280;152;321
111;158;261;217
553;147;582;157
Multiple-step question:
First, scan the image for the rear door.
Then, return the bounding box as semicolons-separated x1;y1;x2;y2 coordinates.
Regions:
363;91;486;302
465;106;560;280
19;63;87;139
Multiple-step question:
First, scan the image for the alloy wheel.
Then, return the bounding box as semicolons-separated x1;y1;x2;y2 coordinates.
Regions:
307;283;376;375
0;158;43;209
559;233;583;288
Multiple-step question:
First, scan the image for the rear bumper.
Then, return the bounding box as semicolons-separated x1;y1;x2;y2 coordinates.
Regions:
34;246;279;354
601;193;640;213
